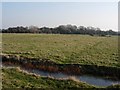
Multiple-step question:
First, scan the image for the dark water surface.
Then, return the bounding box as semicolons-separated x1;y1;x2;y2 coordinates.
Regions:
25;68;120;87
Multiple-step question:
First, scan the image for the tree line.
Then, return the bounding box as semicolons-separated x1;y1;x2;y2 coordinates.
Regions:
1;25;119;36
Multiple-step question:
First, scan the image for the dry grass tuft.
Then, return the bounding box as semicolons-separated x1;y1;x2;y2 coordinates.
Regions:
68;76;80;82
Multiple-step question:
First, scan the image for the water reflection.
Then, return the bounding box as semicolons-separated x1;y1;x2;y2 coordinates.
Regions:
25;69;120;87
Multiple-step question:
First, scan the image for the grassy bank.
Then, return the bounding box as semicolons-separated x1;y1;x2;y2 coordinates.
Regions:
2;68;95;89
2;68;120;89
2;34;119;67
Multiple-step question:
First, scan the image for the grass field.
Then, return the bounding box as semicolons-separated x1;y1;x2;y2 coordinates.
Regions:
2;33;119;67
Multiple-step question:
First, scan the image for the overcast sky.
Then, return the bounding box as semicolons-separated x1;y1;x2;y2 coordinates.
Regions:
2;2;118;31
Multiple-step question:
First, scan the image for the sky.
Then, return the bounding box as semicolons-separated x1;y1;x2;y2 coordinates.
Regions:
2;2;118;31
1;0;119;2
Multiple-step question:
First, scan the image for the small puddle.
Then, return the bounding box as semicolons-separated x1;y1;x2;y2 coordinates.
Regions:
23;68;120;87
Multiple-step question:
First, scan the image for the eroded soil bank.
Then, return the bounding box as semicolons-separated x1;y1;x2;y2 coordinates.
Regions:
1;54;120;80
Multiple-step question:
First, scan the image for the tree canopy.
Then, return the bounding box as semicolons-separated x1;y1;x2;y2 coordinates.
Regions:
1;25;118;36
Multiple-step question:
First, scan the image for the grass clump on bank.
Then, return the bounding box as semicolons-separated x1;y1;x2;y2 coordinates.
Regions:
106;84;120;88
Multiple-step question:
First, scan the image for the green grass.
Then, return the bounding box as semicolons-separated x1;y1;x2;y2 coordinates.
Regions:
2;34;120;89
2;68;95;89
107;84;120;88
2;33;119;67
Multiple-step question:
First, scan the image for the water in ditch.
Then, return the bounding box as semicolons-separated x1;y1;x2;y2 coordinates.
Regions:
3;66;120;87
24;68;120;87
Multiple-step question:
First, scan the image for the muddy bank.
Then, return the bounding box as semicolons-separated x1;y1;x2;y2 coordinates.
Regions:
1;54;120;80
